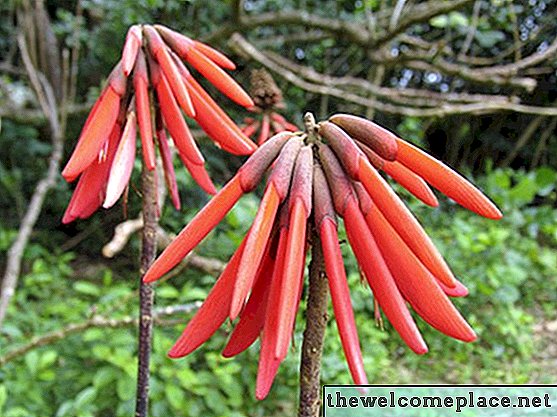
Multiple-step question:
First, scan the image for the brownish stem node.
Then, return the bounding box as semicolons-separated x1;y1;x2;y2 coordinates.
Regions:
135;165;158;417
298;227;329;417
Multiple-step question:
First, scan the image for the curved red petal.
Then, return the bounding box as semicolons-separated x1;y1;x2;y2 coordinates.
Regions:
143;175;244;283
396;139;502;219
222;237;276;357
357;157;457;288
256;225;288;400
185;47;254;108
365;204;476;342
383;160;439;207
193;40;236;70
63;124;121;223
155;73;204;165
230;182;281;319
103;111;137;209
133;50;155;171
62;86;121;181
168;238;247;358
122;25;142;76
156;125;181;210
343;198;428;354
183;73;256;155
320;217;368;384
257;114;271;144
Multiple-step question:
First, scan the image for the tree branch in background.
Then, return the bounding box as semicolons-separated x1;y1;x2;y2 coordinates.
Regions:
0;303;201;367
229;33;557;117
0;25;65;328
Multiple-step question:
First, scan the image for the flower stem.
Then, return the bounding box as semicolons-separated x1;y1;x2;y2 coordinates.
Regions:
135;165;158;417
298;227;329;417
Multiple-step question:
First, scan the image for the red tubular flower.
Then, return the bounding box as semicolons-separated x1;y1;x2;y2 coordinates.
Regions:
144;113;502;399
62;24;256;223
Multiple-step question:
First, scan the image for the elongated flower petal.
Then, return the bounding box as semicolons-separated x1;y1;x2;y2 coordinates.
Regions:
155;73;204;166
143;176;244;283
144;25;195;117
103;110;137;208
437;279;469;298
193;40;236;70
395;139;502;219
182;70;257;155
168;238;247;358
62;123;121;223
364;203;476;342
358;141;438;207
257;114;270;144
256;215;289;400
343;198;428;354
177;153;217;195
231;137;302;318
274;146;313;360
184;46;254;108
329;114;398;161
156;122;181;210
357;159;456;287
62;64;125;181
230;183;280;319
314;164;367;384
223;237;276;357
242;121;260;137
133;49;156;171
122;25;142;76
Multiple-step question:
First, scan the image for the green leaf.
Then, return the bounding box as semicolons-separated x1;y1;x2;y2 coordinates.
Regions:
165;384;186;410
116;376;135;401
74;387;97;409
24;351;39;375
0;385;7;411
73;281;100;296
39;350;58;369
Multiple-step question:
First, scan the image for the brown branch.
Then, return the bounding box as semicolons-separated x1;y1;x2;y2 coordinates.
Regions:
501;115;545;167
230;34;557;117
0;32;65;328
0;303;201;367
135;165;158;417
203;10;370;45
298;227;328;417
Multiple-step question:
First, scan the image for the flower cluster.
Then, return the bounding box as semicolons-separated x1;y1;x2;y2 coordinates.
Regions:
143;113;502;399
241;69;299;144
62;25;256;223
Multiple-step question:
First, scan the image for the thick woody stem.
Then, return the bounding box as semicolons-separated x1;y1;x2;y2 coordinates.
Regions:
298;227;329;417
135;165;158;417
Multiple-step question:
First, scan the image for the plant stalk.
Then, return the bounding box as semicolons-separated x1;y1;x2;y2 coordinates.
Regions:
135;165;158;417
298;228;329;417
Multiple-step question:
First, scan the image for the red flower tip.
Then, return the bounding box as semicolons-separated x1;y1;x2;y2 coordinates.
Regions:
62;63;124;182
133;49;156;171
143;175;244;283
185;47;254;108
103;108;137;209
318;121;362;178
358;141;438;207
144;25;196;118
122;25;142;76
329;113;398;161
193;40;237;70
395;138;503;220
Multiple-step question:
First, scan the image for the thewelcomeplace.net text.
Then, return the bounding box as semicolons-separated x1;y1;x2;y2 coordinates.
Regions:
326;390;552;413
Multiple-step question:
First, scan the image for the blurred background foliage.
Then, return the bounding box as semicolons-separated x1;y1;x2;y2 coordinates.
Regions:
1;0;556;416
